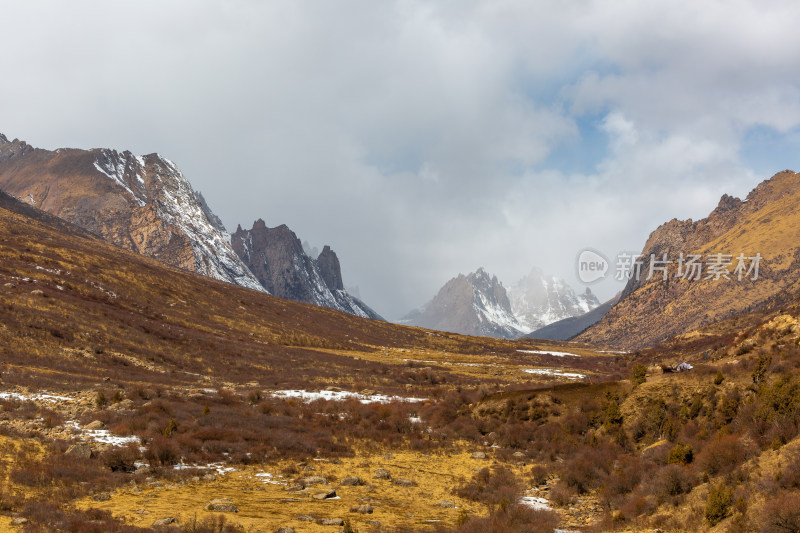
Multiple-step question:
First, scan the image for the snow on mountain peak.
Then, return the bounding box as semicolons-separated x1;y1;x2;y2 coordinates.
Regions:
507;267;600;334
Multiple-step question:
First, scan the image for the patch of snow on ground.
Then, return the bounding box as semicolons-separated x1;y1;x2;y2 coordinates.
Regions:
524;369;586;379
255;472;285;484
520;496;551;510
0;391;72;403
409;416;423;424
174;462;235;475
64;421;139;446
518;349;581;357
270;390;426;404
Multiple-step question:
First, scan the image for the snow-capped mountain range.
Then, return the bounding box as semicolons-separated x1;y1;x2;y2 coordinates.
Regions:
0;133;379;319
402;267;599;338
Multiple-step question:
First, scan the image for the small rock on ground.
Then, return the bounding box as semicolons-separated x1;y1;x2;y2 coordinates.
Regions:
85;420;105;430
301;475;328;486
205;498;238;512
65;442;93;459
373;468;391;479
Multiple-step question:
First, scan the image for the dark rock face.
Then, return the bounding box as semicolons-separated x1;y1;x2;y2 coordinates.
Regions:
231;220;383;320
317;245;344;291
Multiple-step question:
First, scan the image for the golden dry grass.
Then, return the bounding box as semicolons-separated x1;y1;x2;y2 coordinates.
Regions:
75;447;530;531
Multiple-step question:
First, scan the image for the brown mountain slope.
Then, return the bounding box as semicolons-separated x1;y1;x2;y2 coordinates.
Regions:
578;170;800;350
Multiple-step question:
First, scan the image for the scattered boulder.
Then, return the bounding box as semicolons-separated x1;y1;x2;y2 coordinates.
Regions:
201;473;217;482
324;386;341;392
205;498;238;512
301;475;328;486
65;442;93;459
4;283;16;288
296;515;315;522
383;453;395;459
437;500;456;508
313;489;337;500
340;476;364;486
302;465;315;471
512;451;526;459
285;484;304;492
373;468;391;480
471;452;486;459
367;520;382;527
152;517;178;526
85;420;105;430
276;528;295;533
92;492;111;502
392;478;415;487
319;518;344;526
360;389;376;396
10;517;28;525
350;504;374;514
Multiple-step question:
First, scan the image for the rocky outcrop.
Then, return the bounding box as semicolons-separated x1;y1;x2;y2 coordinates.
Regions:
317;245;344;291
231;221;383;320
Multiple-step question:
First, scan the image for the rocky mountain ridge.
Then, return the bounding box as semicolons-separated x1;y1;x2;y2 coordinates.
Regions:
578;170;800;349
0;133;378;319
231;221;382;319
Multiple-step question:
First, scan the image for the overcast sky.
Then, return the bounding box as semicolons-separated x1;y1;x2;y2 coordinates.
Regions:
3;0;800;319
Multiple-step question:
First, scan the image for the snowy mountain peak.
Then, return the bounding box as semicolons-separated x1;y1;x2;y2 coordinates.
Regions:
401;268;525;339
507;267;600;334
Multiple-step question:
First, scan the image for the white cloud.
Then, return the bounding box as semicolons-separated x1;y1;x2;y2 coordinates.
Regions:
1;0;799;318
